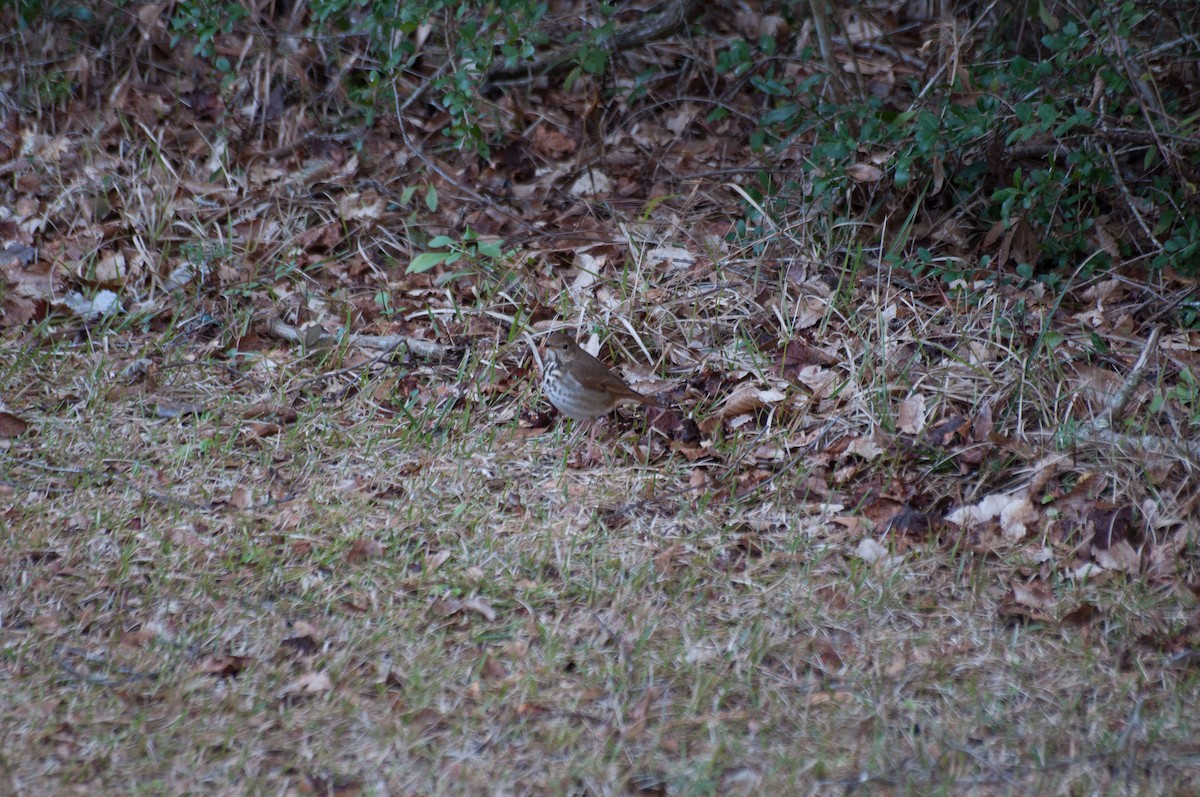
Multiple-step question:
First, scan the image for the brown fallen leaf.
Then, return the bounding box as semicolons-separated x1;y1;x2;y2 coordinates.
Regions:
1011;579;1055;611
972;402;994;440
242;421;283;438
462;596;497;622
230;486;253;510
281;671;332;696
846;162;884;183
347;538;386;562
719;384;787;418
0;411;31;438
897;394;927;434
279;629;320;657
996;595;1053;625
926;416;968;446
1061;602;1099;626
197;655;252;678
1092;539;1140;573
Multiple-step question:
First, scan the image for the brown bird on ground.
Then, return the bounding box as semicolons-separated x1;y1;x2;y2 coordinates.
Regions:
541;332;665;428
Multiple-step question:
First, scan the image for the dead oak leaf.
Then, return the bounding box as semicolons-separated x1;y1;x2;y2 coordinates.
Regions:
719;384;787;418
281;671;333;697
347;538;386;562
198;655;252;678
997;595;1053;625
897;394;927;435
846;162;884;183
946;491;1038;541
795;365;838;398
462;597;497;622
1011;579;1055;612
855;537;888;562
0;411;32;438
926;416;968;446
1092;539;1140;574
531;125;577;160
842;435;884;461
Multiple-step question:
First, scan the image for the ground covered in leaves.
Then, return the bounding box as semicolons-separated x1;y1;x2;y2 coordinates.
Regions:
2;1;1199;795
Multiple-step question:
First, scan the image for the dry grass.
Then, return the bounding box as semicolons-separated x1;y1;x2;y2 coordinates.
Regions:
3;243;1199;795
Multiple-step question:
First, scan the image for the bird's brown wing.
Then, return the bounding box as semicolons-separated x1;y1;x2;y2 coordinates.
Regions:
600;374;666;408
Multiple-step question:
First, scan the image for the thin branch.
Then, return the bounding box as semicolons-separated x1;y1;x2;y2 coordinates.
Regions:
486;0;702;84
1089;326;1161;434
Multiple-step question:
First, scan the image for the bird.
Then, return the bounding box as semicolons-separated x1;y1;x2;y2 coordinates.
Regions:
541;332;665;431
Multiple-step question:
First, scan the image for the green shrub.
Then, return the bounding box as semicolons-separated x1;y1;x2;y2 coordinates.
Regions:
733;1;1199;282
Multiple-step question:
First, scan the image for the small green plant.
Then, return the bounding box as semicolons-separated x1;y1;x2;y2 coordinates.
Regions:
1149;367;1200;429
3;0;91;27
725;2;1199;282
406;229;512;285
168;0;249;68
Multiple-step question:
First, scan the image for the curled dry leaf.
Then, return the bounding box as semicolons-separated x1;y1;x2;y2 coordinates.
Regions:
281;671;333;696
795;365;837;398
1072;363;1124;409
644;246;695;270
856;537;889;563
230;486;253;510
347;538;386;562
720;384;787;418
946;491;1038;541
91;249;127;286
688;467;715;495
1011;580;1055;611
430;596;463;618
569;171;611;196
531;125;577;159
136;2;166;37
846;162;884;183
843;435;883;461
973;402;994;439
1092;539;1140;573
897;394;927;435
462;597;497;621
570;252;603;294
778;340;837;377
58;290;121;320
425;550;452;571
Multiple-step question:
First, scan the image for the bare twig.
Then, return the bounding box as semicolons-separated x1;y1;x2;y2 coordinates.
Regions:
4;457;212;511
1089;326;1161;434
264;314;453;360
54;645;161;688
486;0;702;84
808;0;846;102
1105;141;1164;253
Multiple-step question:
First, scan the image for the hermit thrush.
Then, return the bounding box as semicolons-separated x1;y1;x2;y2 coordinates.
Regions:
541;332;665;423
